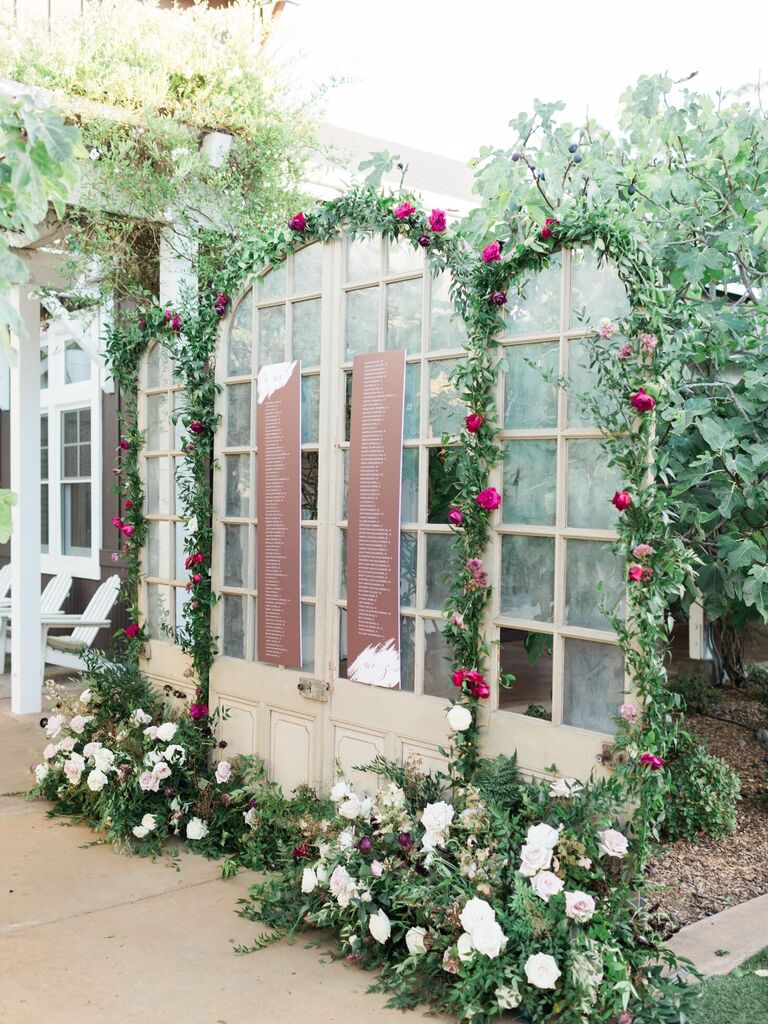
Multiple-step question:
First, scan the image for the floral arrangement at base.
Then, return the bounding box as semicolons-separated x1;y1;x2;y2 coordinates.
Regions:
240;757;695;1024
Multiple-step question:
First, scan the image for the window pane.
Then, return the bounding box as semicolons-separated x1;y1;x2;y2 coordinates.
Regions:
425;532;453;609
174;521;189;581
340;448;349;519
388;237;422;275
386;278;422;355
505;255;561;336
423;619;453;697
145;457;170;515
225;454;250;517
344;370;353;441
146;393;170;451
63;445;78;478
293;243;322;294
498;627;553;718
174;456;194;511
221;594;246;659
427;446;461;524
565;540;625;629
400;615;415;693
429;358;463;438
346;235;381;282
502;440;557;525
301;374;320;444
292;298;321;368
258;261;286;301
500;535;555;623
40;343;49;388
65;339;91;383
567;440;621;530
503;342;559;430
570;249;630;330
79;438;91;477
302;527;316;597
226;383;251;447
78;409;91;443
147;520;170;578
301;450;319;520
63;410;78;445
41;483;49;550
175;586;190;632
401;448;418;523
228;295;253;377
146;341;172;388
404;361;420;439
258;305;286;366
224;524;248;589
339;527;347;599
146;583;170;640
430;272;466;351
61;482;91;554
401;531;417;607
563;639;624;733
301;602;315;671
345;287;379;359
567;340;597;427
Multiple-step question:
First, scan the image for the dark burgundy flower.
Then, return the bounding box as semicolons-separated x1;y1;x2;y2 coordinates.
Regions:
220;793;232;807
124;499;133;511
397;832;413;851
118;438;130;451
358;836;373;854
418;234;431;247
139;318;146;331
292;841;312;863
491;290;507;306
188;420;204;434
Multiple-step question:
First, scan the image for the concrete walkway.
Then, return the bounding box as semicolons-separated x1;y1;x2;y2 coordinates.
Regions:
667;894;768;978
0;698;449;1024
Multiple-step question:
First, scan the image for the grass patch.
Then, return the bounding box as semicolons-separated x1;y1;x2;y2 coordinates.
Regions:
690;946;768;1024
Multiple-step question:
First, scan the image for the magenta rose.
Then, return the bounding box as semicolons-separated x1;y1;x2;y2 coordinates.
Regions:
118;438;130;451
124;623;140;639
394;201;416;220
630;388;656;412
288;211;307;232
164;309;173;322
447;507;464;526
428;209;447;232
611;490;631;511
188;420;204;434
475;487;501;511
628;564;644;582
189;703;209;721
640;752;664;770
540;216;559;240
112;516;123;530
121;524;135;538
481;240;501;263
466;412;484;433
171;314;182;332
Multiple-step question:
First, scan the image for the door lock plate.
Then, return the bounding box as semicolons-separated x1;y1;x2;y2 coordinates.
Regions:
297;677;329;701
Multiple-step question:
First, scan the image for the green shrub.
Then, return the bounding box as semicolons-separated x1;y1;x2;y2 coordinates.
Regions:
664;737;740;841
746;664;768;708
665;673;723;714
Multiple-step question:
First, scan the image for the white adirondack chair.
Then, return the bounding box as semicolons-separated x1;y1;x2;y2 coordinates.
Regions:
0;564;11;600
0;572;73;672
43;574;121;675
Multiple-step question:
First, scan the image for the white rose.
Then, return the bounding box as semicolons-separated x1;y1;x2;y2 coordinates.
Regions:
336;827;356;850
368;908;391;944
143;725;158;740
34;763;49;782
316;864;329;883
59;736;77;752
164;744;186;764
186;817;209;840
329;865;357;906
156;722;177;742
446;705;472;732
518;842;552;877
359;796;373;820
525;952;562;990
301;867;317;893
42;744;58;760
79;689;92;704
139;771;160;792
338;794;363;820
64;753;85;785
132;825;149;838
530;870;564;902
495;981;521;1009
82;742;102;759
45;714;66;738
459;897;496;935
598;828;628;858
140;813;157;831
405;926;428;955
94;748;115;773
215;760;232;784
549;777;583;799
457;932;475;962
330;780;352;803
565;891;596;923
471;920;507;959
420;801;454;849
243;807;256;828
577;856;593;869
131;708;152;725
86;768;108;792
69;714;91;734
152;761;171;781
526;822;560;849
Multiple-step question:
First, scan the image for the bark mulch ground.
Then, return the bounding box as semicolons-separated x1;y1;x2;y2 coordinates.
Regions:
648;688;768;936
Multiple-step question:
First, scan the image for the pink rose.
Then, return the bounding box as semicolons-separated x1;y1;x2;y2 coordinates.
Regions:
641;333;658;352
466;412;484;433
124;499;133;511
288;211;307;232
611;490;631;511
628;564;644;582
112;517;123;530
531;870;564;902
394;201;416;220
121;524;135;538
171;315;182;332
481;240;501;263
617;342;633;361
139;770;160;792
564;890;596;922
630;388;656;412
598;319;614;339
448;507;464;526
428;209;447;232
450;612;465;629
632;544;654;559
619;703;638;723
164;309;173;322
640;752;665;770
475;487;501;511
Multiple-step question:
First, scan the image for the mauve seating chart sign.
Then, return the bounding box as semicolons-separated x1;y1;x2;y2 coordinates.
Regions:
347;350;406;688
257;361;302;668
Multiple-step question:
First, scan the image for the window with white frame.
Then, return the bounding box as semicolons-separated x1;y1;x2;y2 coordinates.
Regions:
141;342;189;643
39;317;102;579
492;249;630;732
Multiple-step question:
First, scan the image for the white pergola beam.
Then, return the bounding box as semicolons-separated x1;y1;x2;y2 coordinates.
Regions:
10;280;42;714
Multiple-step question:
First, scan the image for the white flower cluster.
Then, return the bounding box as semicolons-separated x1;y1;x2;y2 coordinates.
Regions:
518;821;598;922
457;897;507;959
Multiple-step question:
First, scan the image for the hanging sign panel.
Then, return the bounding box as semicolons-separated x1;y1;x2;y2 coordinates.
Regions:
347;349;406;688
257;360;302;668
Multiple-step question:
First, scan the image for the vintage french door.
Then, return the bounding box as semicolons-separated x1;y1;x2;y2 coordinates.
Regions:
210;237;632;793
